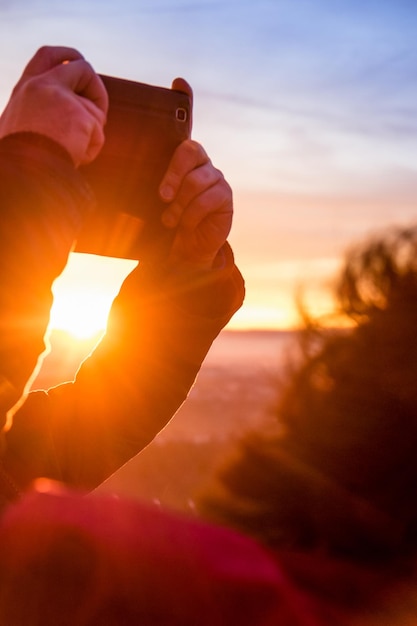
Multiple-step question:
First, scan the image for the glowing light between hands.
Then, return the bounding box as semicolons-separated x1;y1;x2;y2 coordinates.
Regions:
49;289;113;339
48;253;137;340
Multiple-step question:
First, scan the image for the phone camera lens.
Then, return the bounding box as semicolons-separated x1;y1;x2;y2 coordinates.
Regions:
176;108;187;122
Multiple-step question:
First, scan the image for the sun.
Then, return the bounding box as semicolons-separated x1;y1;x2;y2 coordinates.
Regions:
49;252;137;340
49;288;114;339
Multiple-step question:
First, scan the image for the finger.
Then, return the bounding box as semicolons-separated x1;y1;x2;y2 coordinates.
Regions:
167;182;233;266
161;162;223;228
81;118;106;164
171;77;193;101
159;140;209;202
20;46;84;79
171;77;193;131
177;178;233;234
52;60;109;116
77;91;108;128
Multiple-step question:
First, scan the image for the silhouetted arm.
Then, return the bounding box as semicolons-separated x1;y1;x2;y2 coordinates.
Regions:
2;120;244;493
0;133;93;429
4;244;244;489
0;45;107;436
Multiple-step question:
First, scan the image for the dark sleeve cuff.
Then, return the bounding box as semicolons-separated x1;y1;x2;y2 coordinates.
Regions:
0;132;94;228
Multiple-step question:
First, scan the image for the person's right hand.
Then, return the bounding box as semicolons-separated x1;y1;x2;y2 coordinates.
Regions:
0;46;108;167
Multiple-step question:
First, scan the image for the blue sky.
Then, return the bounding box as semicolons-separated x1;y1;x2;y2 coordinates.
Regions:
0;0;416;328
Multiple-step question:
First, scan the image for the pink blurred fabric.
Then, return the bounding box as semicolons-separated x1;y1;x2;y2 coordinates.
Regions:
0;489;319;625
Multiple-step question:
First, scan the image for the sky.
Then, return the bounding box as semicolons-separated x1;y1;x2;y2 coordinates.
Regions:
0;0;416;332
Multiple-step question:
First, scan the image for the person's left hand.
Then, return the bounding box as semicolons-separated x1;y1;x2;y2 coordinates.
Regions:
0;46;108;166
158;79;233;272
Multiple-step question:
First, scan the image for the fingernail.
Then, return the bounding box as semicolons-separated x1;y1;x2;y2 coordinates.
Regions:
160;184;174;202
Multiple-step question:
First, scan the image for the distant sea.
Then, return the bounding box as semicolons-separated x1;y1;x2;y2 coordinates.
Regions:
204;329;296;372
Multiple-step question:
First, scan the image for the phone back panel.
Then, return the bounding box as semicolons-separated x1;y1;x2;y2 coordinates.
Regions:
76;75;191;259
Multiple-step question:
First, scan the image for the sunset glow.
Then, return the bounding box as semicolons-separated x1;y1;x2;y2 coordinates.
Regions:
48;250;340;339
50;252;302;338
49;288;113;339
0;2;413;338
0;0;414;522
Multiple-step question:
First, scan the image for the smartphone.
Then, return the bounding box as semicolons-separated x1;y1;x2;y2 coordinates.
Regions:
75;75;192;260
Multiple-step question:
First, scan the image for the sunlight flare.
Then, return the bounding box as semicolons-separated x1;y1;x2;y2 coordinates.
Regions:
49;288;113;339
49;252;137;339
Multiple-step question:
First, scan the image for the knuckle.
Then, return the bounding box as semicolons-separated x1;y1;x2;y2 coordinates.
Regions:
35;46;52;60
214;166;226;185
22;74;48;97
224;177;232;197
186;138;200;152
185;139;209;163
80;58;94;74
217;174;232;199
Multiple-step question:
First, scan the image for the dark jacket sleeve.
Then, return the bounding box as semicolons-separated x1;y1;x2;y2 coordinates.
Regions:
3;238;245;491
0;132;92;428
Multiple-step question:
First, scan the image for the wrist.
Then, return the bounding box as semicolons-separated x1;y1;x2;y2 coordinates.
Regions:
0;131;75;165
0;131;94;229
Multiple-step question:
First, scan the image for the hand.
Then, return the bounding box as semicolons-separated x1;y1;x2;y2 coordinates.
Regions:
0;46;108;166
159;80;233;271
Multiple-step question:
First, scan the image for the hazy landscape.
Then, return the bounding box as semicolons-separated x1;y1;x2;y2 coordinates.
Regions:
32;328;297;511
